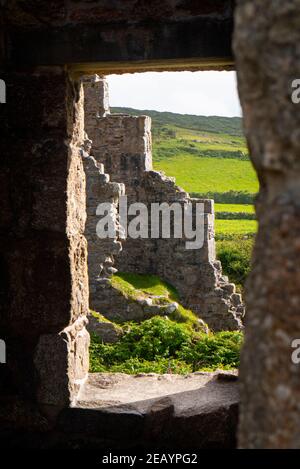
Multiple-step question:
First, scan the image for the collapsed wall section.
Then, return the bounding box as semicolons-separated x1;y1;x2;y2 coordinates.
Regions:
81;153;124;300
82;75;244;332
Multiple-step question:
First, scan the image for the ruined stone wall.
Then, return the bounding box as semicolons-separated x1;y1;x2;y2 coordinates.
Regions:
91;111;152;200
83;76;244;332
82;76;125;316
81;153;125;313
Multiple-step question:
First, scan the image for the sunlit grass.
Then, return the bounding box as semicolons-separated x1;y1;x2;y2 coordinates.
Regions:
154;155;258;195
215;219;257;236
215;203;255;213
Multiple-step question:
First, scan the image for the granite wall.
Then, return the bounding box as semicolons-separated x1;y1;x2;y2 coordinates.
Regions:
0;69;90;428
234;0;300;449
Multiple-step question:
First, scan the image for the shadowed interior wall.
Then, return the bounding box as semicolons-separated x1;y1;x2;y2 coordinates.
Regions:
0;68;90;425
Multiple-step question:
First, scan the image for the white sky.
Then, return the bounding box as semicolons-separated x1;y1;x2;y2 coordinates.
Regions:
107;71;242;118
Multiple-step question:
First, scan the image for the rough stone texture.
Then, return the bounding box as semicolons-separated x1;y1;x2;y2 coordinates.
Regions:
83;76;244;331
234;0;300;448
76;371;238;409
81;152;124;301
0;68;90;419
5;1;235;70
59;371;239;450
90;280;186;325
34;317;90;409
0;371;239;449
86;314;123;344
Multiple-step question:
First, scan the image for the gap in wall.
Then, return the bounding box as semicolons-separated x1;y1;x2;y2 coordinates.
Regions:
81;71;255;389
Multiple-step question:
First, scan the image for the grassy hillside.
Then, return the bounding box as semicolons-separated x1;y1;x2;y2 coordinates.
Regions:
156;155;257;195
111;106;258;204
111;107;244;136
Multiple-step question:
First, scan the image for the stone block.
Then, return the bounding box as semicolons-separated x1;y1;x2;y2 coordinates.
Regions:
87;314;123;344
34;318;89;409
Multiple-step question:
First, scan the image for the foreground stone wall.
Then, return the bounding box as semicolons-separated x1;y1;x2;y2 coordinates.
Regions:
234;0;300;449
83;76;244;331
0;68;90;425
0;371;239;450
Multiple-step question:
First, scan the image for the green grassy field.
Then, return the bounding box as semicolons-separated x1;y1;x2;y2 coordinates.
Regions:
150;122;259;197
215;220;257;237
215;204;255;213
154;155;258;195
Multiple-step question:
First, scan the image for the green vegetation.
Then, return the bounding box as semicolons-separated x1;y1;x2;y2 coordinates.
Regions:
90;316;243;374
215;220;257;238
217;238;254;291
215;203;255;220
176;330;242;370
216;213;255;220
191;191;255;204
215;204;254;213
111;272;178;300
90;273;243;374
90;310;111;323
111;272;201;327
155;156;258;196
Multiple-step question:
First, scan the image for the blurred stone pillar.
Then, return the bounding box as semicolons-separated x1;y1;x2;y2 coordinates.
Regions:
234;0;300;448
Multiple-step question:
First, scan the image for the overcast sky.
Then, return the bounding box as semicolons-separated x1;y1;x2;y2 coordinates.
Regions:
107;71;242;117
